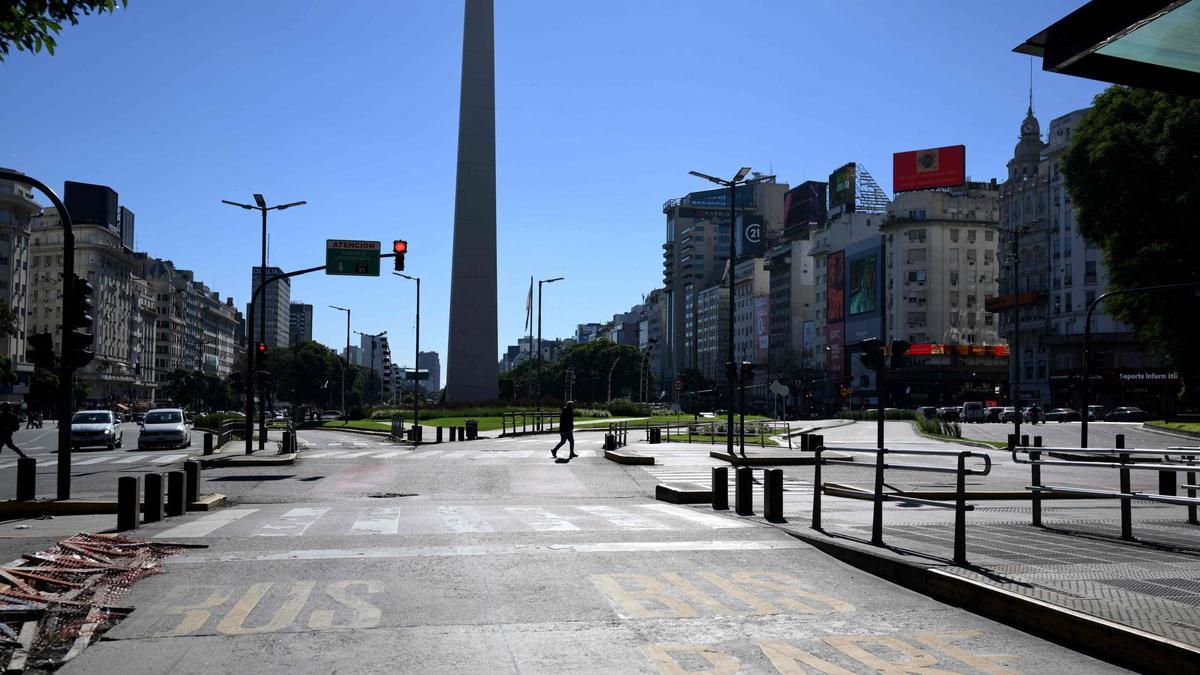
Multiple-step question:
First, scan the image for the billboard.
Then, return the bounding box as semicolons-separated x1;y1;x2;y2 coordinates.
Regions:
828;163;856;212
848;252;879;316
892;144;966;193
119;206;135;251
754;296;769;364
826;323;844;384
736;214;764;259
783;181;827;233
64;181;118;230
826;251;845;323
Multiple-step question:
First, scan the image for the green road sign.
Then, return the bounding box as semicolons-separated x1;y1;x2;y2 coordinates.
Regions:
326;240;381;276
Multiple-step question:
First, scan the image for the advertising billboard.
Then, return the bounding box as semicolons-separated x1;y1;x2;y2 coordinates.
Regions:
119;206;135;251
754;296;769;364
783;181;827;233
826;251;845;323
736;214;764;259
64;181;118;230
892;145;966;193
826;323;844;384
848;252;879;316
827;163;856;212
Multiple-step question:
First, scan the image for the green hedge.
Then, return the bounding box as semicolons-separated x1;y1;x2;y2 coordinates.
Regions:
193;412;245;430
839;409;921;421
604;399;651;417
915;416;962;438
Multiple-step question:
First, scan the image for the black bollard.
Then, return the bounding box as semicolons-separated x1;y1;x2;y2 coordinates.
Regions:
735;466;754;516
764;469;783;522
144;473;164;523
184;460;200;505
436;426;443;443
166;471;185;517
800;433;810;453
282;431;292;455
712;467;728;510
16;457;35;501
450;426;458;442
203;432;214;455
414;425;423;444
459;426;467;441
117;475;141;532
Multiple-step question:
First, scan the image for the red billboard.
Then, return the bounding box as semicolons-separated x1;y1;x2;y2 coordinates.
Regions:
892;145;966;193
826;251;845;323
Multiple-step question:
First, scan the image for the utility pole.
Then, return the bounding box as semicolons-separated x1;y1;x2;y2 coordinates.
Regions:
536;277;563;414
394;273;421;427
330;306;350;422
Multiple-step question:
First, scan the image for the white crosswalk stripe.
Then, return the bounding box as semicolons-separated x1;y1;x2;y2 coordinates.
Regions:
339;451;374;458
143;502;750;539
73;456;112;465
149;453;187;464
372;451;408;459
642;466;812;496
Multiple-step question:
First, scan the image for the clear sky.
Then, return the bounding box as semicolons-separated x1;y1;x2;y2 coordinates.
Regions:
0;1;1105;383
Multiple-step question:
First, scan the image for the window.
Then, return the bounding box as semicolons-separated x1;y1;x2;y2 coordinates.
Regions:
950;229;959;243
984;313;994;326
949;292;959;308
966;249;977;264
985;230;994;242
966;295;976;308
907;249;926;263
984;250;994;265
948;248;959;264
1086;289;1096;307
967;230;976;244
949;312;959;327
1085;260;1097;284
949;270;959;286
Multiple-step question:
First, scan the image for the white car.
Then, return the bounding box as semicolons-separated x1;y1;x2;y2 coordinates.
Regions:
70;410;122;450
138;408;192;450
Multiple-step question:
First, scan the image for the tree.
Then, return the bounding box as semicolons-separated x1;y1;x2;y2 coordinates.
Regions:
1062;86;1200;404
0;0;126;60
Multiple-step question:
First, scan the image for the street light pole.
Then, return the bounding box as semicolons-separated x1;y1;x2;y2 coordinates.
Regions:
689;167;774;458
222;194;306;449
330;306;350;423
394;273;421;429
537;277;564;414
354;330;387;405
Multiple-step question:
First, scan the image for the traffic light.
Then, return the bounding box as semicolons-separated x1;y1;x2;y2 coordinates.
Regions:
890;340;911;370
27;332;56;369
256;342;268;357
739;361;755;382
393;240;407;271
858;338;885;371
64;274;94;369
725;361;738;383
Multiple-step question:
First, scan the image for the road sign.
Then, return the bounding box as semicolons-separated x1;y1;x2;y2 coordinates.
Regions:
840;385;852;397
404;369;430;380
326;240;381;276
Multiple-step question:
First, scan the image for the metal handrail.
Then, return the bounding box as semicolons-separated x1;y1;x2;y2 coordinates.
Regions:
812;439;993;564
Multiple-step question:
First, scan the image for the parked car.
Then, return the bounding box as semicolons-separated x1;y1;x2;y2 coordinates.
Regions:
962;401;985;423
320;410;344;421
70;410;122;450
1105;407;1148;422
1044;408;1082;422
918;406;937;419
1086;405;1107;421
937;406;962;422
999;407;1021;423
985;406;1004;423
138;408;192;450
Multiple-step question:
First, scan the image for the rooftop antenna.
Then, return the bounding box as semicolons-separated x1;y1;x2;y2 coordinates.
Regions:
1028;56;1034;116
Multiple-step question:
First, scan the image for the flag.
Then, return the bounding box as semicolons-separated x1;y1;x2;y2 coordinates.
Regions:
524;276;533;333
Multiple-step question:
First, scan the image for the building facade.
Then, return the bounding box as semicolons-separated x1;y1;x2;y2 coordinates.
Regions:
0;171;36;402
251;266;290;349
289;303;313;346
418;350;441;392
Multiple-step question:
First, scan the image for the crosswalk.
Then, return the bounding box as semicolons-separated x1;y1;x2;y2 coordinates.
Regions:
152;501;755;539
642;465;814;498
0;452;190;470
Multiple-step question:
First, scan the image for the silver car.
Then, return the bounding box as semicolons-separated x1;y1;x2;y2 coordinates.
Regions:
138;408;192;450
70;410;123;450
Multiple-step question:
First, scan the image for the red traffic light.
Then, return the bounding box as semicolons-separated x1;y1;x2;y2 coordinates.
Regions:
393;240;408;254
256;342;268;354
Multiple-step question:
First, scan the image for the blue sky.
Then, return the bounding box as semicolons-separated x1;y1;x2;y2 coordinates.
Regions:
0;1;1105;382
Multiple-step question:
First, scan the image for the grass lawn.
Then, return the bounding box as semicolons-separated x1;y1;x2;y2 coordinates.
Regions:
584;414;771;427
664;433;783;447
1147;420;1200;433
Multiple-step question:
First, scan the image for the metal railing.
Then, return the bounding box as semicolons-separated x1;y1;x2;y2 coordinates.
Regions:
1010;433;1200;540
641;420;795;449
500;411;559;436
606;421;629;450
812;442;992;564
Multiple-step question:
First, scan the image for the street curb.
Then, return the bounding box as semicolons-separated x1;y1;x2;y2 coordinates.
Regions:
908;421;1001;450
1140;423;1200;440
0;494;228;516
655;484;710;504
198;452;297;467
785;528;1200;673
603;450;654;465
709;450;854;466
823;482;1098;502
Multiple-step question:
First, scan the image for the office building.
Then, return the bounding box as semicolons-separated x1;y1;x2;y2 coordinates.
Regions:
289;303;313;346
0;170;36;402
251;266;290;349
418;350;441;392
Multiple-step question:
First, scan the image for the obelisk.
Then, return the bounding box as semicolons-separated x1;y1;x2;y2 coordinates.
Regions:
445;0;499;401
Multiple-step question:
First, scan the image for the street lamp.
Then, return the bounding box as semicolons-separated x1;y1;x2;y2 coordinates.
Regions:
394;272;421;429
689;167;774;458
537;277;564;414
354;330;387;405
1004;218;1039;442
329;305;350;422
222;194;306;448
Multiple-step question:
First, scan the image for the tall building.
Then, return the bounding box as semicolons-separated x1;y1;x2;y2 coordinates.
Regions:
250;266;290;349
127;275;157;401
994;104;1171;412
289;303;313;346
0;170;36;403
418;350;441;392
661;179;789;382
446;0;498;402
694;284;729;387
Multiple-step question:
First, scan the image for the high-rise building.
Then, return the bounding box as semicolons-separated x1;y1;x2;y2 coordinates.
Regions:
289;303;313;346
0;170;36;403
251;266;290;349
418;350;441;392
446;0;498;402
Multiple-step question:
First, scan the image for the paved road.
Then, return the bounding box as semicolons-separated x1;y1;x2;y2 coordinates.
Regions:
959;420;1189;449
54;428;1122;673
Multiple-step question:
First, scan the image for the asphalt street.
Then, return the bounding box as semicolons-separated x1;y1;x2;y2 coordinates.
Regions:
47;427;1123;673
958;420;1185;449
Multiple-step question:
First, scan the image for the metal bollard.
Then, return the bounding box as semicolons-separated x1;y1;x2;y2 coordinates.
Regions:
800;433;810;453
282;431;292;455
1021;434;1029;447
1032;435;1043;527
414;425;423;444
1117;434;1132;540
450;426;458;442
117;475;141;532
764;469;783;522
735;466;754;516
604;434;615;451
812;442;824;531
436;426;444;443
166;471;185;517
203;432;214;455
16;457;35;501
184;460;200;505
144;473;164;523
459;426;467;440
712;467;728;510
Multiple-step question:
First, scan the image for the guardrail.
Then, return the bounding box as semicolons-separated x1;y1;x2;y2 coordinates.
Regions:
812;442;992;564
195;418;242;454
1010;433;1200;540
605;422;629;450
500;411;559;436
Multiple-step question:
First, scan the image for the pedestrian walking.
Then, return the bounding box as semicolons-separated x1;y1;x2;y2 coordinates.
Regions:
24;410;35;430
0;404;27;459
551;400;576;459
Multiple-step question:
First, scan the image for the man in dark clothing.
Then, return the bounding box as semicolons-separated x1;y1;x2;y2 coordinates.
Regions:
0;404;27;458
551;401;576;459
